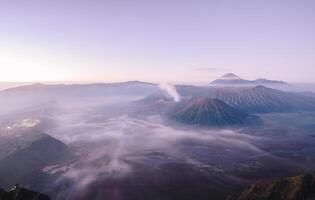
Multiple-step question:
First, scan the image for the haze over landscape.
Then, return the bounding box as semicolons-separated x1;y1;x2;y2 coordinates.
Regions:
1;1;315;200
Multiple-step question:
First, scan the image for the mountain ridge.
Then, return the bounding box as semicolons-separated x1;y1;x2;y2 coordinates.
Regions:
236;173;315;200
176;85;315;113
0;185;50;200
171;97;260;126
211;73;287;85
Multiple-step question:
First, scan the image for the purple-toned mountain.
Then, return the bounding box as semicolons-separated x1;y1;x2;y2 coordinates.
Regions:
171;97;260;126
176;85;315;113
211;73;287;85
212;85;315;113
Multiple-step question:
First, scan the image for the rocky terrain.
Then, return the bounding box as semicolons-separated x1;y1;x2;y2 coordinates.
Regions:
0;185;50;200
237;173;315;200
171;97;259;126
177;85;315;113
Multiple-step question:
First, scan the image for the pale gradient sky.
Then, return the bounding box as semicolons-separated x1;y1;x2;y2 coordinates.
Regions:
0;0;314;83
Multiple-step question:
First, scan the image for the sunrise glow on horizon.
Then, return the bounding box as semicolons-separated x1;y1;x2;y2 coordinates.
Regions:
1;0;315;83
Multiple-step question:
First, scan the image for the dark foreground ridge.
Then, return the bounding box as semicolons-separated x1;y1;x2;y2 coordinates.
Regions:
237;173;315;200
0;185;50;200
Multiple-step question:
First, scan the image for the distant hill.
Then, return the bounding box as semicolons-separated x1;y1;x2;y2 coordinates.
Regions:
131;93;176;115
171;97;260;126
237;173;315;200
176;85;315;113
211;73;287;85
1;81;158;97
252;78;287;85
0;81;160;115
0;185;50;200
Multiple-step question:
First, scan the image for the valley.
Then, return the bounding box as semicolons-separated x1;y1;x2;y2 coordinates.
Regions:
0;81;315;199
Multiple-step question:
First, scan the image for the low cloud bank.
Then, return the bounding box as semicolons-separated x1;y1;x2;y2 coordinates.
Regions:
42;106;266;200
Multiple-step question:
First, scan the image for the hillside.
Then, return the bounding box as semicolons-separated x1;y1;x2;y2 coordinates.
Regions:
171;97;259;126
237;173;315;200
177;85;315;113
0;185;50;200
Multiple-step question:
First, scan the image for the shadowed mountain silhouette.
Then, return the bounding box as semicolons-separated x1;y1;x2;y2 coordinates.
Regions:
0;185;50;200
237;173;315;200
211;73;287;85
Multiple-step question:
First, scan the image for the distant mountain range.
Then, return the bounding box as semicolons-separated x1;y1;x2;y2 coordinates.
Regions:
176;85;315;113
236;173;315;200
211;73;287;85
0;81;161;115
171;97;260;126
1;81;159;97
1;80;315;116
211;86;315;113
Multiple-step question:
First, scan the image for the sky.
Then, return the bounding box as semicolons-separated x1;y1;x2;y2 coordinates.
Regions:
0;0;314;83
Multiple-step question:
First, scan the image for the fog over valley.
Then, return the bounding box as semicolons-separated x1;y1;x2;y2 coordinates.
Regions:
1;1;315;198
0;79;315;199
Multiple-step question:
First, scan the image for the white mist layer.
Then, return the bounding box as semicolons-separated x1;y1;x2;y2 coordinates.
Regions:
42;110;266;200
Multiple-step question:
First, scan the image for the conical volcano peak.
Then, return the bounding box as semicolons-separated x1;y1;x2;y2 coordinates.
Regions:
171;97;259;126
221;73;242;79
211;73;248;84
